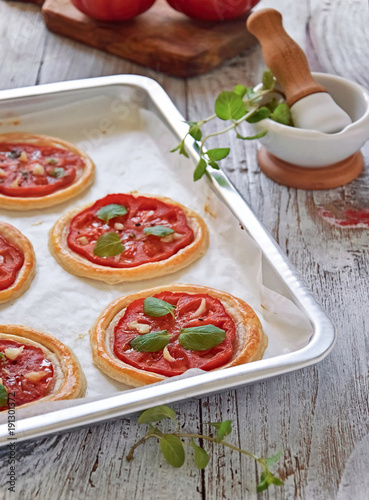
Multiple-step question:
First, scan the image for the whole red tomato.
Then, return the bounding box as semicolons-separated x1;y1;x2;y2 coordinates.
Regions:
71;0;157;21
166;0;260;21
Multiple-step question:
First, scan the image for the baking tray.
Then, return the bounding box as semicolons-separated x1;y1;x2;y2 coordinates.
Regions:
0;76;335;446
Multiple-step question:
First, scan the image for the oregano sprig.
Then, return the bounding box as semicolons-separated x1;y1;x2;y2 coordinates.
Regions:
171;69;292;182
127;404;284;493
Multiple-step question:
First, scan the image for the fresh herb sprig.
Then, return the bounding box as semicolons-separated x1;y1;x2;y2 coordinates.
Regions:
171;70;292;181
127;404;284;493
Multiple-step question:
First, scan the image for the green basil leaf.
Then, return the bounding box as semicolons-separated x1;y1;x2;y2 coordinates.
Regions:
0;384;7;407
189;125;202;141
257;470;283;492
233;84;247;98
49;167;65;178
143;226;174;237
210;420;232;443
193;158;207;182
206;148;230;162
215;91;246;121
257;472;270;493
178;325;226;351
262;69;275;90
160;435;185;468
170;140;189;158
138;405;176;424
265;450;283;467
246;107;271;123
236;130;268;140
190;439;210;469
129;330;170;353
0;352;5;362
209;161;220;170
144;297;176;319
93;233;125;257
270;103;292;125
96;204;127;224
212;173;229;187
46;157;58;165
265;97;279;113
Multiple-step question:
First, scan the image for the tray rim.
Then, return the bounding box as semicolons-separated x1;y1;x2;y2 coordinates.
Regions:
0;75;336;446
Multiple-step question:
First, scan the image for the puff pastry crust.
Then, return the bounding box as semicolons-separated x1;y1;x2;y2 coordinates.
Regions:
0;324;86;411
0;222;36;304
0;133;95;210
49;194;209;284
90;284;268;387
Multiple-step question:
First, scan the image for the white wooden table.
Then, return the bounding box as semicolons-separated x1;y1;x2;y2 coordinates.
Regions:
0;1;368;498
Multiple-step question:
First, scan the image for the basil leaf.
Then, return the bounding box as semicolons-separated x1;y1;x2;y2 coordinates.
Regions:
160;435;185;468
178;325;226;351
0;384;7;407
138;405;176;424
129;330;170;353
209;161;220;170
257;470;283;492
246;107;271;123
265;450;283;467
190;439;209;469
236;130;268;140
270;103;292;125
207;148;230;162
144;297;176;319
210;420;232;443
0;352;5;362
193;158;207;181
46;157;58;165
96;204;127;224
233;84;247;98
93;233;125;257
215;91;246;121
189;125;202;141
49;167;65;178
262;69;275;90
144;226;174;237
170;140;189;158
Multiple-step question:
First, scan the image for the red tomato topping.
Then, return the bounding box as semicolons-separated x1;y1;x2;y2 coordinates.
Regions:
0;235;24;291
67;194;195;268
0;340;54;410
0;143;84;198
114;292;236;376
71;0;157;21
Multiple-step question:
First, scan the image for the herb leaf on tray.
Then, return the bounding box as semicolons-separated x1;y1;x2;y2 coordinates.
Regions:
143;297;177;319
171;69;292;182
127;404;284;493
93;233;125;257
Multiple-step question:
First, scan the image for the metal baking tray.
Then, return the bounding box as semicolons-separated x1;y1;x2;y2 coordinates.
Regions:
0;76;335;446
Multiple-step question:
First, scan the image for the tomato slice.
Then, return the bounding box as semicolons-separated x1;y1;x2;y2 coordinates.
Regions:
0;340;54;410
0;143;84;198
0;235;24;291
67;194;195;268
114;292;236;376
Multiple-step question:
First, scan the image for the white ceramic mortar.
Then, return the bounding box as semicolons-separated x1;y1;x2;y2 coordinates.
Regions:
252;73;369;167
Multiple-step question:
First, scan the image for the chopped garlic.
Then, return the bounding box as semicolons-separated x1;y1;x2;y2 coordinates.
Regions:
25;371;47;383
19;151;28;162
9;177;20;188
163;346;176;363
128;321;150;334
114;223;124;230
161;232;182;243
32;163;45;176
146;210;154;218
0;168;6;177
78;236;89;246
192;298;206;318
4;346;24;361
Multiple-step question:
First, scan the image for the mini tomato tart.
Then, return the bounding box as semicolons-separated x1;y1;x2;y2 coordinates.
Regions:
0;133;95;210
0;325;86;411
0;222;36;304
90;284;268;387
49;193;209;283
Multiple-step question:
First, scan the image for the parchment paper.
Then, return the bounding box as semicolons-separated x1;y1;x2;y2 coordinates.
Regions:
0;94;313;422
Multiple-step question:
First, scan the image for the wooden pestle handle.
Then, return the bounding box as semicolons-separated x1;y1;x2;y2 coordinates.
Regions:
246;8;327;106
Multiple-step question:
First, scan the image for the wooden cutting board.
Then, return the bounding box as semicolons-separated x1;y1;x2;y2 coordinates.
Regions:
38;0;257;78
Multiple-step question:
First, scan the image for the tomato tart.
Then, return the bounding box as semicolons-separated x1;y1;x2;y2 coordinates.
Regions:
0;222;36;304
49;193;209;283
0;325;86;411
90;284;268;387
0;133;95;210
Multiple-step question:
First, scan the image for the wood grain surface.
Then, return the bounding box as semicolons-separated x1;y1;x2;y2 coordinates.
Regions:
42;0;257;78
0;0;368;499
